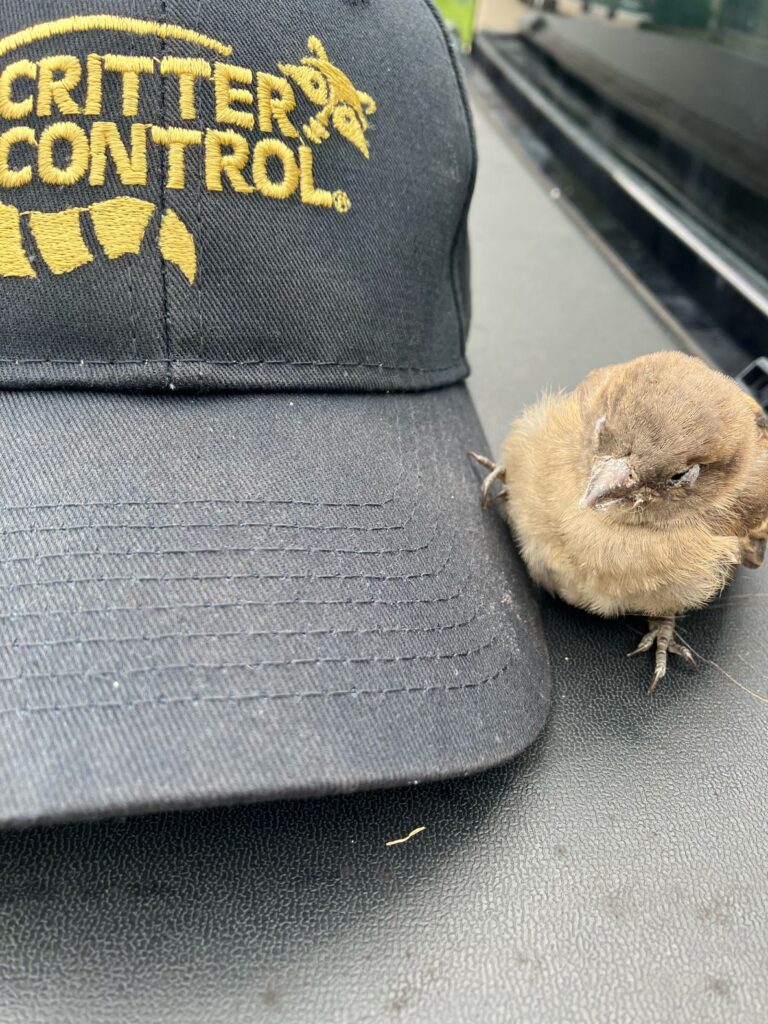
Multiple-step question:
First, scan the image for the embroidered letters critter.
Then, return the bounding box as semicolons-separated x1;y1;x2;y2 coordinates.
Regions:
0;19;377;283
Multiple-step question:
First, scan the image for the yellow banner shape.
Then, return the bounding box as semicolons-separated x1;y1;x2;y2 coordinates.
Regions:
158;209;197;284
28;208;94;275
91;196;155;259
0;202;35;277
0;198;197;281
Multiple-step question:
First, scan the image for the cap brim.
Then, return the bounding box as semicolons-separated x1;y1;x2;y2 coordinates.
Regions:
0;384;550;827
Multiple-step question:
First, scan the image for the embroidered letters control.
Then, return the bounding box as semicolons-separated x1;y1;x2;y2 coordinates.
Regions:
0;17;378;283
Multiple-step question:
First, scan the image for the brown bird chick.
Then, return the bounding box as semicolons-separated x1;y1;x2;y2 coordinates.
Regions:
471;351;768;695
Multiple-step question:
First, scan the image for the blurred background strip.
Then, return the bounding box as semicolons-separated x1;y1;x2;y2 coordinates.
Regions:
434;0;478;48
435;0;768;388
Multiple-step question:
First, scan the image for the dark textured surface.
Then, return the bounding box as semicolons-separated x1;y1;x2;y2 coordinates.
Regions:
2;583;767;1024
2;75;768;1024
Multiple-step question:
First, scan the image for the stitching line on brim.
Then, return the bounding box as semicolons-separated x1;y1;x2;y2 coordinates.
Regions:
4;399;472;619
8;631;498;679
0;417;430;550
4;579;470;624
0;399;459;591
0;523;441;564
0;493;408;511
0;535;454;589
0;395;419;515
1;608;481;654
1;393;503;713
0;508;420;537
0;638;518;718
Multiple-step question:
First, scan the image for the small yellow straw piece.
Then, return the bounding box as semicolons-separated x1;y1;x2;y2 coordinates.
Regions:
385;827;426;847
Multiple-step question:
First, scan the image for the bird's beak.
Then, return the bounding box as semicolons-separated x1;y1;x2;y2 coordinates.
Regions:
579;456;638;510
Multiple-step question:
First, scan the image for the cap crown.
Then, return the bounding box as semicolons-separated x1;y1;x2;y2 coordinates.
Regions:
0;0;475;391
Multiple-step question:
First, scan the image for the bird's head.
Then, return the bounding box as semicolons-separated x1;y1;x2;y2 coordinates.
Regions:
578;352;761;524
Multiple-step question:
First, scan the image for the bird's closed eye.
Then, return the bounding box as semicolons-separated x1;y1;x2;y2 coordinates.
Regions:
667;465;700;487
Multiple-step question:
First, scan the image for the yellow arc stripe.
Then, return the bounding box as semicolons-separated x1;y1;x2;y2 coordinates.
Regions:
0;16;233;59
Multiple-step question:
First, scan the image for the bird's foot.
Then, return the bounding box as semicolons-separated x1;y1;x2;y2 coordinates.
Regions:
627;616;696;697
468;451;507;510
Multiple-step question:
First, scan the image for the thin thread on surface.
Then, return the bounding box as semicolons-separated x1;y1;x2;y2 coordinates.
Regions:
385;827;426;847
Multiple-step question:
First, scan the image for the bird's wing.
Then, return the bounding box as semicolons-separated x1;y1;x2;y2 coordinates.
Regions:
742;390;768;428
732;391;768;547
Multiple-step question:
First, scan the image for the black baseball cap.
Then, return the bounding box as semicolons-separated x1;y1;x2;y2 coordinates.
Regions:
0;0;550;827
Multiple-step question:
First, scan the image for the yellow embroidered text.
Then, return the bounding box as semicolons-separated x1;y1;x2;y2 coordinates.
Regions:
0;25;377;283
0;120;347;206
0;37;376;161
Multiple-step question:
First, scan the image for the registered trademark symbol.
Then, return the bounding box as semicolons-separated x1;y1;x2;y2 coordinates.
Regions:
333;190;351;213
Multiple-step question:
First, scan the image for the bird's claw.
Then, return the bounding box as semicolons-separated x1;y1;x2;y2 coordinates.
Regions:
669;641;696;667
627;616;696;697
627;631;656;656
468;451;508;510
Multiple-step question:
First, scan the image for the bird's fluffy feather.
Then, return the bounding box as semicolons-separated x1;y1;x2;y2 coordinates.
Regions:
499;352;768;619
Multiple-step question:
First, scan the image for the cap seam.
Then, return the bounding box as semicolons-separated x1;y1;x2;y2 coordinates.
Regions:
127;18;138;358
420;0;478;358
158;0;174;389
195;0;206;362
0;357;468;373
